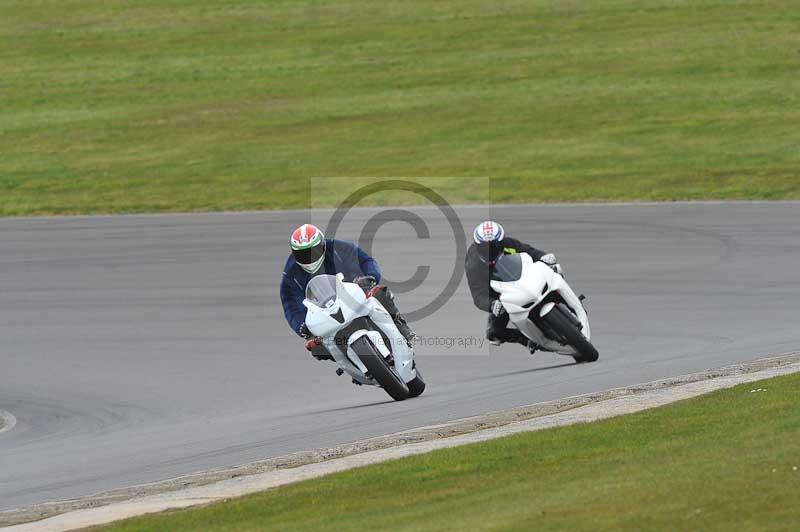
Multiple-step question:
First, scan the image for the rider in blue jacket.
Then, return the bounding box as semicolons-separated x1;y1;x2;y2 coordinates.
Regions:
280;224;416;359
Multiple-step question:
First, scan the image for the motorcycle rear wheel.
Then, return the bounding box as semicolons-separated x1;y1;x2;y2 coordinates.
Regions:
351;336;410;401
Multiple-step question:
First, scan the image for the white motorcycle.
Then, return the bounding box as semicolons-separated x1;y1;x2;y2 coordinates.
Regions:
490;253;599;363
303;273;425;401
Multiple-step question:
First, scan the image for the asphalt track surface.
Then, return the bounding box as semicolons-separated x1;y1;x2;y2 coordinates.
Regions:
1;203;799;512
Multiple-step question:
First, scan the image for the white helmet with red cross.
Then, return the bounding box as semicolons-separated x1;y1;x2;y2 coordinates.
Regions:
290;224;326;273
473;221;505;244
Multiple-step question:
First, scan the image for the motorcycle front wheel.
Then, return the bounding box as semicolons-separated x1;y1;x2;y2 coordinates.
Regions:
541;305;599;363
351;336;410;401
406;367;426;398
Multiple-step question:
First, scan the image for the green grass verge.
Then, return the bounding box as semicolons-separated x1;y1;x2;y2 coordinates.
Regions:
93;372;800;531
3;0;799;216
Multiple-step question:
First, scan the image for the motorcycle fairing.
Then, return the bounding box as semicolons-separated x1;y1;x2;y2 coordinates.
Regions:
303;274;417;385
491;254;591;355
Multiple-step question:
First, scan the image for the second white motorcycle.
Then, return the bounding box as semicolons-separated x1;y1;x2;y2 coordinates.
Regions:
490;253;599;363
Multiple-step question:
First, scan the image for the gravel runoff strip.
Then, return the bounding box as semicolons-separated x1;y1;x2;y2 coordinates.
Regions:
3;352;799;532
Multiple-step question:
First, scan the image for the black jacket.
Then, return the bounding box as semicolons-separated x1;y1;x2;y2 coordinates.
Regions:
464;237;546;312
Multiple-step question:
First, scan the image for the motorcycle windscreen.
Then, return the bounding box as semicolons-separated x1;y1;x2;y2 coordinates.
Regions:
492;254;523;282
305;274;338;308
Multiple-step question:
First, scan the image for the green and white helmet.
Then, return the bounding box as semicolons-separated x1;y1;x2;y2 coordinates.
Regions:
290;224;326;273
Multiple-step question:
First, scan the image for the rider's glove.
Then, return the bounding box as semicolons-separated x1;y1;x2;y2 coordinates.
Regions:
490;299;506;318
298;322;311;338
354;275;377;291
539;253;563;275
305;337;333;361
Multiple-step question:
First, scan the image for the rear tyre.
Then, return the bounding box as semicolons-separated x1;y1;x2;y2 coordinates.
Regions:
541;306;599;363
407;368;426;398
351;336;410;401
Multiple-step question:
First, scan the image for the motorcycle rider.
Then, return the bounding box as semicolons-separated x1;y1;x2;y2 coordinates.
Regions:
464;221;563;352
280;223;416;361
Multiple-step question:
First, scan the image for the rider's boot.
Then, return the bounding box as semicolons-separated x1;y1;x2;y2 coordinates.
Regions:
486;313;507;346
486;326;502;345
487;329;524;347
392;313;418;344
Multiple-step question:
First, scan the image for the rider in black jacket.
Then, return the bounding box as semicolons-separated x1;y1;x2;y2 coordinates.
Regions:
464;221;562;350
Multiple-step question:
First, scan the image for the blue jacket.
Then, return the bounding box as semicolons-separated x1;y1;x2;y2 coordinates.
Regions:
280;239;381;336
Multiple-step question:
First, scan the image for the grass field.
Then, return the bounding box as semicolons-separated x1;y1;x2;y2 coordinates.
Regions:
91;372;800;531
2;0;799;216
